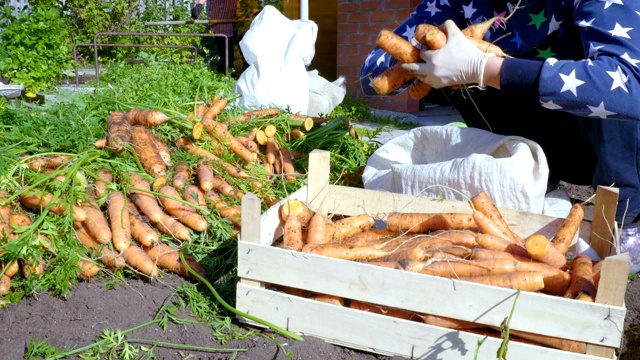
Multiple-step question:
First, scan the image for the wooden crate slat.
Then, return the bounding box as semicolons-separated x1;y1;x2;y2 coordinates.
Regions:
236;284;610;360
237;242;625;347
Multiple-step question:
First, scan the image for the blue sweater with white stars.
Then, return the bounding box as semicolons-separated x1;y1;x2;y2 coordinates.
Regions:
360;0;640;122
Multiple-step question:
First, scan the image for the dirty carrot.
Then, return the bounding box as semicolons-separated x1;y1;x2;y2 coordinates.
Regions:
143;242;207;279
371;63;416;95
158;185;207;232
171;163;191;190
408;79;432;100
475;233;530;258
81;204;112;244
122;245;158;277
0;274;10;295
127;171;165;223
130;125;167;178
73;221;126;269
94;168;113;199
428;230;478;248
309;293;344;307
126;108;170;127
151;132;172;166
302;243;390;261
237;107;282;122
200;95;228;123
472;210;518;244
183;185;207;207
107;191;131;252
470;191;524;245
422;313;486;329
350;300;422;321
386;212;476;233
305;211;336;245
154;212;192;241
278;147;298;182
196;162;215;192
568;254;597;302
332;214;376;242
376;29;421;63
235;135;260;153
20;189;87;222
106;110;131;152
265;137;279;165
460;271;546;292
204;190;242;226
279;199;314;226
77;259;101;280
461;17;504;40
506;328;587;353
125;202;159;247
282;214;304;251
26;154;73;171
201;119;257;163
342;229;399;246
414;23;446;49
524;233;567;269
551;203;585;255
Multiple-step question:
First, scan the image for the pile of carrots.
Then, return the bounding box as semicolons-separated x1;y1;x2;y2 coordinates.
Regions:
0;96;333;296
271;193;597;353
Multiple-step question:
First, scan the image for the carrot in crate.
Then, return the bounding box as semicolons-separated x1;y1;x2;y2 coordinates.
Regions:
386;212;476;233
279;199;314;226
568;254;597;302
459;271;545;292
470;191;524;245
524;233;567;269
301;243;390;261
282;215;304;251
551;203;585;255
474;233;530;258
350;300;422;321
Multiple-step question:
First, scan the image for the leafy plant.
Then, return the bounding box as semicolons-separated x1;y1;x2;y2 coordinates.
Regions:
0;4;73;91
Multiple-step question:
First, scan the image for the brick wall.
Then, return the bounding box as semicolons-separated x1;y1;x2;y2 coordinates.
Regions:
337;0;422;113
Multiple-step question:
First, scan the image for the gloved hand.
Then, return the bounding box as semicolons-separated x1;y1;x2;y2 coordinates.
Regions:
190;3;203;20
401;20;495;89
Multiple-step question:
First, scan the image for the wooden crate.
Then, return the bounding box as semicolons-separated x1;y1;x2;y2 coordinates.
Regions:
236;150;630;359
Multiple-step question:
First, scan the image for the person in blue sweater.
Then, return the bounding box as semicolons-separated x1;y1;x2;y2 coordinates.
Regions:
361;0;640;252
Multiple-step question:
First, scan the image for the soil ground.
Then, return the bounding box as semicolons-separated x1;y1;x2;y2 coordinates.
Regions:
0;184;639;360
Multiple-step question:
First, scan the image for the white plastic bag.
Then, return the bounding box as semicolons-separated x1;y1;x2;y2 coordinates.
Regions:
362;125;550;213
234;6;317;114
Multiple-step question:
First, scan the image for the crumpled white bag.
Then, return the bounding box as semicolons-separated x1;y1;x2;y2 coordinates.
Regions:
307;69;346;117
234;6;317;114
362;126;550;213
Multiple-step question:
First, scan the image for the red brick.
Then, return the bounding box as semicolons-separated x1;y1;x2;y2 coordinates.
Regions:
338;22;358;34
338;2;358;13
342;54;367;66
347;11;370;23
359;1;381;11
346;33;369;45
370;10;398;22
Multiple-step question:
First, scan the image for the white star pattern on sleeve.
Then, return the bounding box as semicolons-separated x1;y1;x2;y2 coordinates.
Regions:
588;43;604;58
462;2;476;19
578;18;595;27
559;70;585;96
364;52;374;67
588;102;616;118
376;54;386;66
600;0;623;9
609;23;632;38
402;25;416;40
548;15;563;35
621;52;640;67
608;66;630;92
425;1;440;16
541;100;563;110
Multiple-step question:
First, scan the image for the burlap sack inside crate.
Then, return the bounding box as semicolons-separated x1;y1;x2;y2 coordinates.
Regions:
362;125;550;214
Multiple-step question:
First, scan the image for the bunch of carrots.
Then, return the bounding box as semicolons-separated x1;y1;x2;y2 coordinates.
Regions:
271;192;596;354
372;16;508;99
0;97;335;296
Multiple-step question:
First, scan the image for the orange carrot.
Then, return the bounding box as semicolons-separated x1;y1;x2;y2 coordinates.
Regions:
282;214;304;251
524;233;567;269
301;243;390;261
106;110;131;152
107;191;131;252
265;137;279;165
210;173;235;197
414;24;446;49
20;189;86;222
235;135;260;153
77;259;101;280
127;172;165;223
74;221;126;269
461;17;504;40
386;212;476;233
0;274;10;295
150;131;172;166
143;243;207;279
470;191;524;245
428;230;478;248
551;203;585;255
200;95;228;123
263;124;277;138
122;245;158;277
158;185;208;232
305;211;336;245
371;63;416;96
408;79;432;100
279;199;314;226
94;168;113;199
125;202;159;247
81;203;112;244
175;137;255;183
196;162;215;192
183;185;207;207
154;212;192;241
474;233;530;258
130;125;167;178
26;155;73;171
376;29;421;63
93;138;107;149
309;293;345;306
204;190;242;226
237;107;282;122
201;120;257;163
466;36;508;57
126;108;170;127
505;329;587;353
172;163;191;190
332;214;376;242
342;229;399;246
2;260;20;278
460;271;546;291
472;211;518;245
278;147;298;182
568;254;596;302
422;313;487;329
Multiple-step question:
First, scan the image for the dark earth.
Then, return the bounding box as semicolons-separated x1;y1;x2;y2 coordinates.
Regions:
0;184;638;360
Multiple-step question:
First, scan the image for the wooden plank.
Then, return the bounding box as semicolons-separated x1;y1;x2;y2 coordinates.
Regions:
590;186;619;259
307;150;330;211
237;242;625;347
586;252;631;358
239;192;262;288
236;284;609;360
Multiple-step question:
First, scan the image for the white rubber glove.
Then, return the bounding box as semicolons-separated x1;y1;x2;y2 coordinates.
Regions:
401;20;495;89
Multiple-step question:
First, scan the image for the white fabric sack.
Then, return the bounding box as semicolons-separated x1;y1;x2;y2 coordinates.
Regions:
362;126;550;213
234;5;318;114
307;69;346;117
